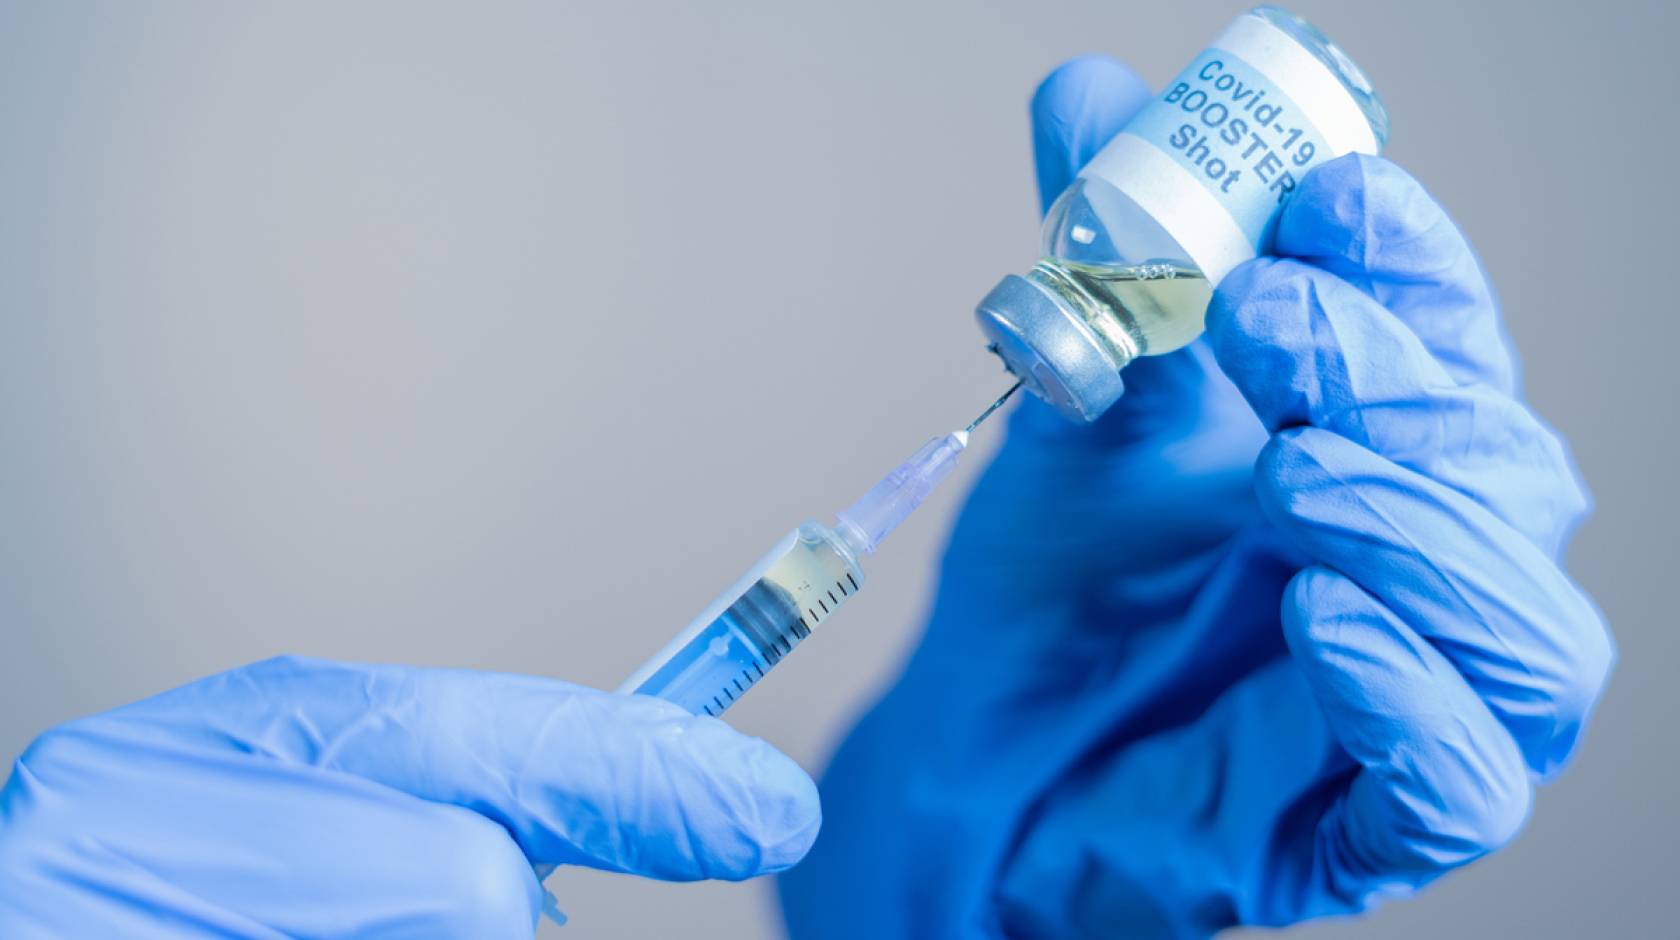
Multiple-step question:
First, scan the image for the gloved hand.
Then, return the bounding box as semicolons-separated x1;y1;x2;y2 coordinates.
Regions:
780;56;1612;938
0;655;818;938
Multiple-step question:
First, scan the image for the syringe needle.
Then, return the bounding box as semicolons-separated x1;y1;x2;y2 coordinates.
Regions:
830;381;1022;555
618;382;1028;733
965;380;1023;434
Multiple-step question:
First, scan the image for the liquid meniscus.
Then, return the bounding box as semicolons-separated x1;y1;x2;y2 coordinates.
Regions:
620;523;863;716
1029;259;1211;360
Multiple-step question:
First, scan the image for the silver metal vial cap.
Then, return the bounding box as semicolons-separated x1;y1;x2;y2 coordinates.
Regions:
974;274;1126;423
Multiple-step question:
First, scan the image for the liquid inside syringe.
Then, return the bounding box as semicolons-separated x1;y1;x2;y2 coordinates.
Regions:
617;382;1020;716
617;524;862;716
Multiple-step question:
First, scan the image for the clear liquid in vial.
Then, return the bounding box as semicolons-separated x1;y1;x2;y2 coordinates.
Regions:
1029;259;1212;360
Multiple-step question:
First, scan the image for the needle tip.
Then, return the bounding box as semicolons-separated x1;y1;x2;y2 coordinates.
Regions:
965;380;1023;434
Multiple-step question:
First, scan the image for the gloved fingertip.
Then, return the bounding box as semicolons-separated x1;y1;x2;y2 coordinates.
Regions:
1278;565;1370;664
716;721;822;874
659;714;822;879
1205;257;1316;429
1031;55;1149;118
1277;154;1453;279
1205;254;1284;340
1031;55;1151;213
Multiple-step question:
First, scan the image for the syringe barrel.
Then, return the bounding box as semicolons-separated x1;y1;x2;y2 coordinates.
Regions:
619;429;979;715
618;522;863;717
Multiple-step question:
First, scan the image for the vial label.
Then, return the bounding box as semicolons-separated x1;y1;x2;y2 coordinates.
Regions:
1078;13;1380;284
1126;50;1332;248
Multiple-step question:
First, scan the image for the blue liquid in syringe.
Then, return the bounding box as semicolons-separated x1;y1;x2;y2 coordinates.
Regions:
618;523;864;716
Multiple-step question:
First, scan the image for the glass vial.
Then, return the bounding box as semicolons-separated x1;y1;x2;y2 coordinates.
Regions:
975;5;1389;421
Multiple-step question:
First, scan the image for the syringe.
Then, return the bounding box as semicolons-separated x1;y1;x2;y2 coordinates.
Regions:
617;381;1021;716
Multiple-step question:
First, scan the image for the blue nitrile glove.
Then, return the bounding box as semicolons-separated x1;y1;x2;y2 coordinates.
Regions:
780;56;1612;938
0;656;818;937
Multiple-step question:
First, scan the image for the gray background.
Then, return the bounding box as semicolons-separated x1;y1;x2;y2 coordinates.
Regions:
1;1;1671;937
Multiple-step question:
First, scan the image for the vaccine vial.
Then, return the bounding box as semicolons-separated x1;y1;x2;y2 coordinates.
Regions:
976;5;1388;421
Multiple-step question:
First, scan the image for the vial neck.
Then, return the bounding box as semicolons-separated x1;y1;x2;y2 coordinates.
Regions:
1026;261;1142;365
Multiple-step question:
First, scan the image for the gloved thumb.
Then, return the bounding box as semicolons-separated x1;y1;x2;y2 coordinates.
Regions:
70;656;821;881
1032;55;1149;214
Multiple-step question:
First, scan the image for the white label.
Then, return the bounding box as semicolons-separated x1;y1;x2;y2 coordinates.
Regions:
1078;14;1380;283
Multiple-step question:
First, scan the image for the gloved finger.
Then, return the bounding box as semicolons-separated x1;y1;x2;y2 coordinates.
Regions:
10;724;547;938
1208;255;1586;557
1031;54;1151;213
1273;154;1515;394
1256;428;1613;779
93;656;821;881
1282;566;1532;903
